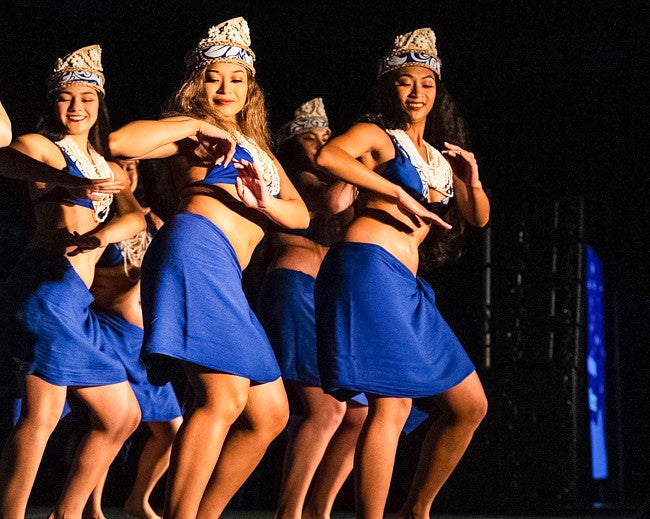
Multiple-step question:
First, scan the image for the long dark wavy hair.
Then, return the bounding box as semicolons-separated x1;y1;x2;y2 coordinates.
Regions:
37;89;112;159
364;68;473;269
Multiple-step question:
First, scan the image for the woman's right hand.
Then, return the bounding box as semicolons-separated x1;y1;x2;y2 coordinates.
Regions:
65;178;125;201
396;188;452;230
195;122;236;166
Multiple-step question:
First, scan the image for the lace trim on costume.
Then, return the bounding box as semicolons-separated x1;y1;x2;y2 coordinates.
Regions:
118;229;152;281
233;131;280;196
55;136;114;222
386;129;454;201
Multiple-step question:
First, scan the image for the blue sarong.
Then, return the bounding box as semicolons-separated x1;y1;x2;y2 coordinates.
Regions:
257;268;320;386
97;311;181;421
141;213;281;385
1;249;127;387
315;241;475;400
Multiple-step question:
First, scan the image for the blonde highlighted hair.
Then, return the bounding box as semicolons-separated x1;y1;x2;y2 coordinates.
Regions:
166;66;271;152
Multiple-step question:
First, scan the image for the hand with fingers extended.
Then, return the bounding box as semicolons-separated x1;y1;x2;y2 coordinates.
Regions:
66;231;103;257
195;122;236;166
442;142;481;187
65;178;126;201
395;188;452;230
234;159;273;210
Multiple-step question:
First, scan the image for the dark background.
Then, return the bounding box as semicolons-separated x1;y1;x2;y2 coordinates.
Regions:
1;0;648;515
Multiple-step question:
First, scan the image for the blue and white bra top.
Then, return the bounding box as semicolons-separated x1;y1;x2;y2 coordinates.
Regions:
383;129;454;208
55;135;114;222
200;131;280;198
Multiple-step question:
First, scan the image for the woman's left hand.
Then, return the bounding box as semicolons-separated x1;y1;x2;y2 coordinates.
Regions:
234;159;273;210
66;231;102;256
442;142;481;187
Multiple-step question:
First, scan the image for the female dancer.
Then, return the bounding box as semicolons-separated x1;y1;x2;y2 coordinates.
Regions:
257;97;364;519
84;158;182;519
0;45;145;519
109;17;309;518
314;27;490;519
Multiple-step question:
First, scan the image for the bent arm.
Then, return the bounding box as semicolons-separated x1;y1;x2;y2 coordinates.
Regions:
111;116;236;167
316;123;450;228
453;177;490;227
252;159;310;229
89;163;147;246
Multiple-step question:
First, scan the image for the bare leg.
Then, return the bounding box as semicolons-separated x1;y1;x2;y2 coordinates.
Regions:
397;371;488;519
304;401;368;519
164;365;249;519
197;377;289;518
355;395;412;519
83;470;107;519
49;381;141;519
275;385;347;519
124;417;182;519
0;375;67;519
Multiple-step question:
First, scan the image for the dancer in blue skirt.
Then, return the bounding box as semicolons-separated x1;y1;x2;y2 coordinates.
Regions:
0;45;145;519
257;98;364;519
110;17;309;518
314;27;490;519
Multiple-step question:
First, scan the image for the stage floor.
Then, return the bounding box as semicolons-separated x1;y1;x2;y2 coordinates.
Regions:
25;507;631;519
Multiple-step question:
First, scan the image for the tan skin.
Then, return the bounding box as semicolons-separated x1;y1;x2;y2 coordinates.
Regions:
0;84;146;519
110;62;309;519
82;160;182;519
267;128;365;519
315;66;490;519
0;100;12;147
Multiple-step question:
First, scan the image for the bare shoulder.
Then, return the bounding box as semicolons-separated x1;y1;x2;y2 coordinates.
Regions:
11;133;64;166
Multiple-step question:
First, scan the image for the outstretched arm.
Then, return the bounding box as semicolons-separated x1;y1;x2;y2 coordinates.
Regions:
109;116;235;165
0;101;11;147
2;136;125;194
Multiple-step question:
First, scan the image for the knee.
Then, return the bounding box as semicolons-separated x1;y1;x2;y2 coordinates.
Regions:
17;407;61;438
305;398;347;433
201;392;248;426
117;403;142;438
370;397;412;433
250;396;289;444
451;392;488;430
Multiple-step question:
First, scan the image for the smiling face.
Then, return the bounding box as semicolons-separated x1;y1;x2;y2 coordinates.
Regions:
295;127;331;163
55;83;100;136
394;66;437;125
203;61;249;122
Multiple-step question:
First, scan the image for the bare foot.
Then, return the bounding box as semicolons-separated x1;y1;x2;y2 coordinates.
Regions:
81;506;107;519
124;498;162;519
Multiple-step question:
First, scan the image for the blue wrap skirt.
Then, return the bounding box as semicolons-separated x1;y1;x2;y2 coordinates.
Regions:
315;241;475;400
140;212;281;385
257;268;320;386
97;311;181;421
1;249;128;387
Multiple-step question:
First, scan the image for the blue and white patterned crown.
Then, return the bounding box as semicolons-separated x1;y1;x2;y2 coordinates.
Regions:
185;16;256;76
47;45;105;95
377;27;442;79
276;97;330;146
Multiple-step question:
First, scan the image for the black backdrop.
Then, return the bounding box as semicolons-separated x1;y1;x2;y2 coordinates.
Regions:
1;0;648;514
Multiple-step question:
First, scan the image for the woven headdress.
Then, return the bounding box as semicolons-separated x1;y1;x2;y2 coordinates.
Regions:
185;16;256;76
47;45;105;95
276;97;330;146
377;27;442;79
